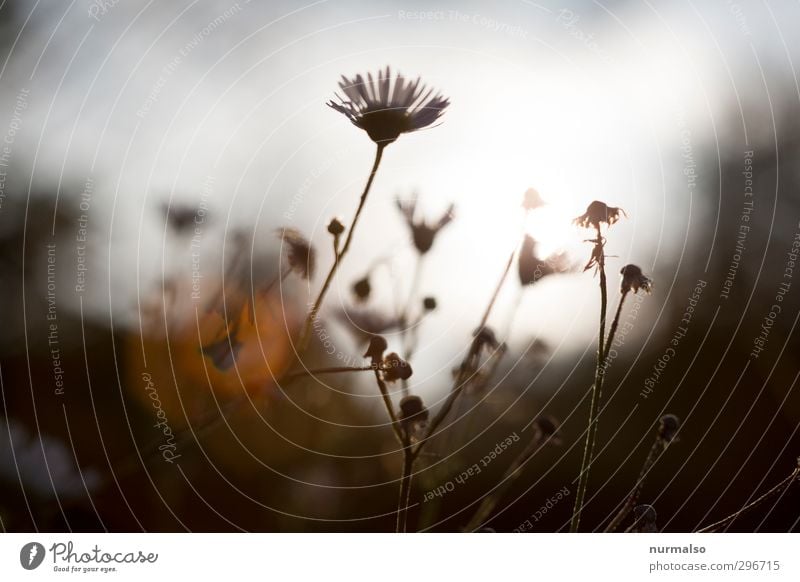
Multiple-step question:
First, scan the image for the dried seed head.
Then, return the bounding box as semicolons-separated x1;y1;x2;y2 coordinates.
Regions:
382;352;413;382
363;335;388;362
423;296;437;311
573;200;626;230
277;227;316;279
327;217;345;236
657;414;680;443
473;326;499;351
620;264;653;295
396;197;454;255
399;395;428;423
518;235;573;286
521;187;546;211
631;505;658;532
352;277;372;302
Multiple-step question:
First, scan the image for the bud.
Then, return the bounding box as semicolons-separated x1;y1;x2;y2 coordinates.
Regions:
382;352;413;382
657;414;680;443
399;395;428;423
422;296;437;311
327;217;345;236
363;335;387;363
352;277;371;302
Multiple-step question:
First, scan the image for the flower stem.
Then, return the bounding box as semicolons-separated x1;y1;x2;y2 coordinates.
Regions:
298;144;385;350
695;462;800;532
570;226;607;533
411;248;516;461
464;430;546;531
605;432;664;532
283;365;374;383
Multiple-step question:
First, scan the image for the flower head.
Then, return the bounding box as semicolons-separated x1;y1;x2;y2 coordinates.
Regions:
382;352;413;382
573;200;626;230
657;414;680;443
396;197;454;254
521;188;546;211
619;264;653;294
328;67;450;145
352;276;372;302
532;415;562;445
518;235;573;286
398;395;428;424
277;228;315;280
327;217;345;236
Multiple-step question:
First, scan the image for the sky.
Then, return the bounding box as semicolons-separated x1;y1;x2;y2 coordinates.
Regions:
1;0;798;393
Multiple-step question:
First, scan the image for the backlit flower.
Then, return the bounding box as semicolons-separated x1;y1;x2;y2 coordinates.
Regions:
619;264;653;294
328;67;450;145
277;227;315;280
518;235;573;286
396;197;454;254
573;200;626;230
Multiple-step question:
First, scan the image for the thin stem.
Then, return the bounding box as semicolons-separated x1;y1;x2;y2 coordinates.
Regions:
464;430;546;531
282;365;374;383
695;464;800;533
371;369;413;532
605;434;663;532
372;370;404;446
298;144;385;350
400;255;424;397
570;225;607;533
411;248;516;461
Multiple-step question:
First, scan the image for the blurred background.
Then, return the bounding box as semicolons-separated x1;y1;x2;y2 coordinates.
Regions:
0;0;799;532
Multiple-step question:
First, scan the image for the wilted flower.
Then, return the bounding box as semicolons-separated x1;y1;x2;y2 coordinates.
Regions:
422;296;437;311
201;327;243;371
518;235;573;286
657;414;680;443
573;200;626;230
327;217;345;236
619;264;653;295
382;352;413;382
277;228;315;280
396;197;454;254
363;335;388;363
352;276;372;302
521;188;546;211
327;67;450;145
631;505;658;533
398;395;428;424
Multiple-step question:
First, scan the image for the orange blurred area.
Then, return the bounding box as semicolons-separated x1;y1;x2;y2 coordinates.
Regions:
126;289;296;428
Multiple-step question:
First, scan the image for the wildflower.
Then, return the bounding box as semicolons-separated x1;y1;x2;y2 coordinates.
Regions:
201;327;243;371
277;228;315;280
363;335;388;363
382;352;413;382
619;264;653;294
518;235;573;286
521;187;546;211
573;200;626;230
327;217;345;236
396;197;454;254
398;395;428;424
422;296;437;311
352;276;372;302
327;67;450;145
657;414;680;443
